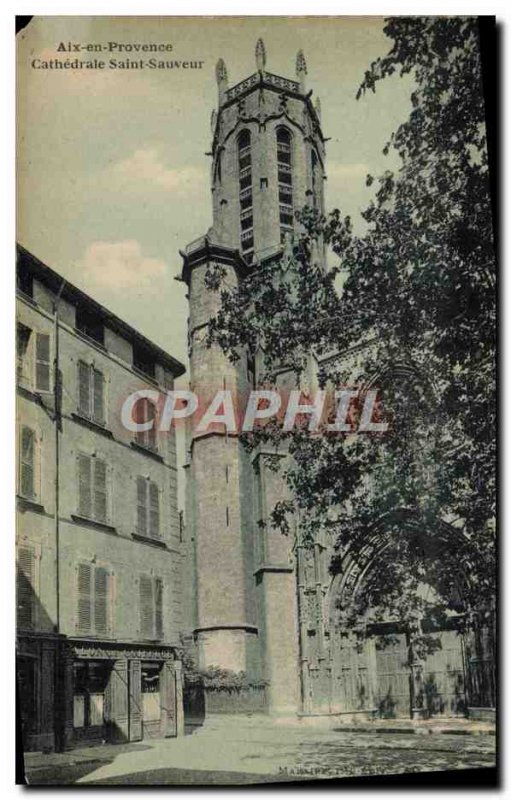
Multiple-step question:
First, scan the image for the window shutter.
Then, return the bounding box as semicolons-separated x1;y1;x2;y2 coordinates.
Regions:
17;324;32;385
77;563;92;633
93;458;107;523
17;546;34;628
77;454;92;518
94;566;108;635
137;477;147;536
149;482;160;539
147;403;157;451
20;427;35;498
93;369;105;424
154;578;163;640
77;361;90;417
35;333;51;392
140;575;154;638
136;399;157;451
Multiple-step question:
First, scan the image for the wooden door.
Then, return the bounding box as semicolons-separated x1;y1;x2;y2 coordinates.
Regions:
161;661;177;737
421;630;466;716
128;660;142;741
375;634;411;718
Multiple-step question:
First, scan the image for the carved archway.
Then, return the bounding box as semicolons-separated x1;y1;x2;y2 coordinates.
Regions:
324;510;473;719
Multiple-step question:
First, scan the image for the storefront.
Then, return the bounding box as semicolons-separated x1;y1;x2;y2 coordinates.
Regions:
60;640;183;750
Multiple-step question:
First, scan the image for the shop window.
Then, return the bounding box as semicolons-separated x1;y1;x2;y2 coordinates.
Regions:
77;361;105;425
73;660;111;730
141;662;161;725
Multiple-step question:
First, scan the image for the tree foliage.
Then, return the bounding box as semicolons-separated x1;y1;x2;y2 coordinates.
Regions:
206;17;496;638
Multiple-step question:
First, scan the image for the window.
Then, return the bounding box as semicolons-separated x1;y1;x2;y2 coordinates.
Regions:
238;130;253;264
133;343;156;378
73;660;110;730
17;270;33;299
136;477;160;539
17;546;35;629
19;426;37;500
135;398;157;452
277;127;294;240
76;562;112;635
75;306;104;346
16;325;51;392
139;576;164;640
77;361;105;424
77;454;108;524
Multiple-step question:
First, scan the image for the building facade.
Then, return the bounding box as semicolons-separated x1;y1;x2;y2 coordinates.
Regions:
16;245;186;751
181;42;496;721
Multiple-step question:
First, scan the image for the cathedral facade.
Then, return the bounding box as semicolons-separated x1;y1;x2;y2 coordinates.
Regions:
180;42;495;721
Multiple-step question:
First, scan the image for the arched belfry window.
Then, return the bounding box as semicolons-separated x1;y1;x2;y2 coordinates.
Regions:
276;127;293;240
238;130;253;263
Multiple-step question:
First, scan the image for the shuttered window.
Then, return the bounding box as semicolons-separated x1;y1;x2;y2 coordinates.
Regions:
77;563;92;633
17;546;35;629
20;426;36;499
135;398;157;452
77;562;111;635
17;324;32;385
94;567;108;635
77;361;105;424
136;478;160;539
77;454;108;523
35;333;51;392
139;576;164;640
155;578;163;640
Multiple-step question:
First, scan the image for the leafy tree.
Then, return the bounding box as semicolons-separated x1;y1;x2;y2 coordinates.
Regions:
205;16;496;656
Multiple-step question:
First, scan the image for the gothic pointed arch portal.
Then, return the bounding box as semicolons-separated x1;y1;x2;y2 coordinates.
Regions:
300;510;476;719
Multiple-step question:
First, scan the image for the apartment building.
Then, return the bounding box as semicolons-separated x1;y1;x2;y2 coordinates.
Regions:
16;244;186;751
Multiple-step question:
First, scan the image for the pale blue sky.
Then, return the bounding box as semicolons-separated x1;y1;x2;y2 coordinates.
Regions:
17;16;413;367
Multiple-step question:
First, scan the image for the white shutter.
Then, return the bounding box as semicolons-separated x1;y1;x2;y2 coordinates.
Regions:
93;369;105;424
137;477;147;536
35;333;51;392
77;361;90;417
140;575;154;638
154;578;163;640
149;482;160;539
93;458;107;523
94;566;108;635
77;454;92;518
77;563;92;633
20;427;35;499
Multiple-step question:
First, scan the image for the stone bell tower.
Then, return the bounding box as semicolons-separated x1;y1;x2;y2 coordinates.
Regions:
180;41;327;714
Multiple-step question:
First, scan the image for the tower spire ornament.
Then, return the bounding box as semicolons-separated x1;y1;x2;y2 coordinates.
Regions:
255;38;267;71
215;58;229;102
296;49;307;93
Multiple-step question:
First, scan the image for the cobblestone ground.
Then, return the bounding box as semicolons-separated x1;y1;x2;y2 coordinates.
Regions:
24;716;497;786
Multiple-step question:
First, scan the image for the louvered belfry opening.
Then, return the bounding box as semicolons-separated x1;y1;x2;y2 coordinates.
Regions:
277;126;294;242
238;129;254;263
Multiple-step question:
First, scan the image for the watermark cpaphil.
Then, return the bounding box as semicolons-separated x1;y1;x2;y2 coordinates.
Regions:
120;386;389;436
